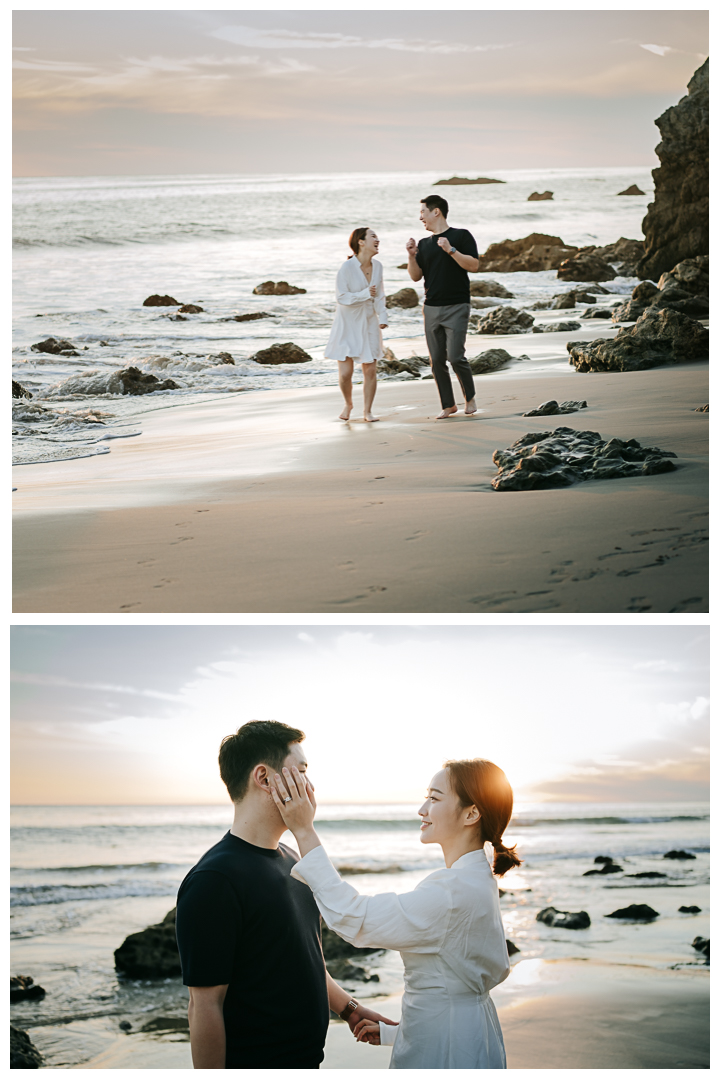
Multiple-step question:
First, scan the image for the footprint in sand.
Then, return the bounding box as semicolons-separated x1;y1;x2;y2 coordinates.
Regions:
119;602;141;610
669;597;705;613
153;578;177;589
137;559;156;566
405;531;427;542
170;536;194;545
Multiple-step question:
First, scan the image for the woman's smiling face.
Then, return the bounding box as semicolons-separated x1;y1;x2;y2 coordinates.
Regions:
418;768;466;846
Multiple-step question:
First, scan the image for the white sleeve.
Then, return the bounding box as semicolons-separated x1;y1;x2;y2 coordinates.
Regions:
291;845;451;952
373;262;389;324
336;262;372;306
379;1022;397;1046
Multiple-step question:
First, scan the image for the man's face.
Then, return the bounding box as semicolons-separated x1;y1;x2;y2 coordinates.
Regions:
419;203;440;231
282;742;311;793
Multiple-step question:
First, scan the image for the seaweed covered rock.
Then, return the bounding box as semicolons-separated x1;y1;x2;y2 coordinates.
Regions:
31;337;79;356
10;976;46;1003
143;294;179;307
10;1025;44;1069
475;307;534;335
249;343;313;365
567;308;708;373
114;908;181;978
536;907;591;930
491;426;677;491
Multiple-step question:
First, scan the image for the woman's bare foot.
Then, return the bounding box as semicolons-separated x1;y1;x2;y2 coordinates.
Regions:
339;404;352;420
465;398;477;415
436;405;458;419
364;412;378;422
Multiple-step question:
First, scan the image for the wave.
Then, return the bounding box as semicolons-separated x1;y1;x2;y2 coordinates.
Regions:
11;861;185;874
510;815;709;827
11;881;180;907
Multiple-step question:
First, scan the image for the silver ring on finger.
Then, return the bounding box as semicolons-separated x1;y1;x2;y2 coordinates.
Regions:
284;796;292;803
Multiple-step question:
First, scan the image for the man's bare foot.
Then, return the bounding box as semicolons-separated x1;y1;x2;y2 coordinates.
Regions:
339;404;352;420
364;412;379;422
436;405;458;419
465;398;477;415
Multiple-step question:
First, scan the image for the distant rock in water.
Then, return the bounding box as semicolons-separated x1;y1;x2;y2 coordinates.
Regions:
11;1025;44;1069
12;380;32;399
178;304;203;313
386;287;419;309
249;343;313;365
663;849;697;860
536;906;591;930
679;906;701;914
551;289;599;309
222;312;273;322
31;337;79;356
523;400;587;417
491;427;677;492
638;58;708;280
433;176;505;185
10;975;46;1003
469;280;514;298
143;294;179;307
692;936;709;961
396;262;408;269
567;307;708;373
532;320;582;332
580;308;615;319
593;238;645;277
606;904;659;922
594;856;615;865
557;252;616;282
253;281;307;295
626;871;667;879
477;233;578;273
583;862;623;875
474;306;534;335
527;191;553;201
506;939;521;956
114;908;181;978
115;367;180;394
617;184;646;196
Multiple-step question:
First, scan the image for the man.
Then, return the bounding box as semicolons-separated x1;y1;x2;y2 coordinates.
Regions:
406;195;480;419
175;720;394;1069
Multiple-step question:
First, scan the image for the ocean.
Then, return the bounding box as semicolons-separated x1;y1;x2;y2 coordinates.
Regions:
10;801;709;1067
13;167;652;464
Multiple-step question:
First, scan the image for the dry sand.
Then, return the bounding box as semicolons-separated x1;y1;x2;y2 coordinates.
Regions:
13;337;708;614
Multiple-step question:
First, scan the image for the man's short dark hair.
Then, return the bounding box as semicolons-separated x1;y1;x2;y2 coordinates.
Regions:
421;195;449;218
219;720;305;802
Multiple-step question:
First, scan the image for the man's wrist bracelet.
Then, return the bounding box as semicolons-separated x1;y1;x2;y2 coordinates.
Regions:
339;998;359;1022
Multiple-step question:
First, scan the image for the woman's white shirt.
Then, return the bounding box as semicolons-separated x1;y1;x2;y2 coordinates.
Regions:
325;256;388;362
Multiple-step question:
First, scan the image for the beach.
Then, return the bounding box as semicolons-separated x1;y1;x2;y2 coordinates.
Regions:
13;336;708;613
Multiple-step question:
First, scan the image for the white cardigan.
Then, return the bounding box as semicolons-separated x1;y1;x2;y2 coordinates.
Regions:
325;256;388;362
291;845;510;1069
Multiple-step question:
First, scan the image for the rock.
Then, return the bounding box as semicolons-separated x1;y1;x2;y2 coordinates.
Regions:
475;307;534;335
567;308;708;372
10;976;46;1003
536;906;591;930
478;233;578;273
533;320;582;333
594;239;646;276
322;920;381;961
252;281;306;295
612;300;649;323
143;294;179;306
626;872;667;879
583;863;623;876
469;280;514;298
178;304;203;313
657;255;709;296
209;353;234;365
580;308;614;319
637;60;708;280
617;184;646;196
557;253;616;282
468;348;515;374
12;380;32;399
433;176;505;185
31;337;79;356
491;426;677;492
523;399;587;417
694;404;709;413
679;906;701;914
378;350;428;377
115;367;180;394
119;1021;132;1031
506;940;521;956
325;958;378;983
386;287;419;309
663;849;696;860
691;937;709;960
471;298;501;309
396;262;408;269
606;904;659;922
633;280;661;303
527;191;553;201
222;312;273;322
10;1025;44;1069
249;343;313;365
114;908;181;978
594;856;615;865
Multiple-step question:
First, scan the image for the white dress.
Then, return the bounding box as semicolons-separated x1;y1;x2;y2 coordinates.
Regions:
291;846;510;1070
325;255;389;363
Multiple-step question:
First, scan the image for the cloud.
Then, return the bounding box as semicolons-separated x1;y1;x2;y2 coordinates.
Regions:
640;43;675;57
11;671;182;703
209;24;513;55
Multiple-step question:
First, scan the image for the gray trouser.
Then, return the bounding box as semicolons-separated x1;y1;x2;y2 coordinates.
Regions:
423;303;476;409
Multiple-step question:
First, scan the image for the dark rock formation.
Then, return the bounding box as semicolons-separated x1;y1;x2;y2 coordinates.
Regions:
532;320;582;332
469;280;514;298
637;59;708;280
613;256;709;323
491;426;677;491
250;343;313;365
692;937;709;961
471;298;502;310
478;234;578;273
536;906;591;930
633;280;661;304
523;400;587;417
321;919;381;961
617;184;646;196
178;304;203;314
592;237;646;276
12;380;32;399
551;289;599;309
433;176;505;185
386;287;419;309
594;856;615;865
378;350;428;377
252;281;306;295
143;294;179;306
397;263;408;269
506;940;521;956
658;255;708;296
324;958;379;982
580;308;615;319
679;906;701;914
115;908;181;978
119;1021;132;1031
11;1025;44;1069
222;312;273;322
626;872;667;879
567;308;708;372
606;904;659;922
557;253;616;282
468;348;517;374
31;337;79;356
528;191;553;201
663;849;696;860
10;976;46;1003
115;367;180;394
475;307;534;334
583;862;623;876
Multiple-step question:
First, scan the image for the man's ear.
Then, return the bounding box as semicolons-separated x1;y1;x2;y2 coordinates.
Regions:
252;763;271;793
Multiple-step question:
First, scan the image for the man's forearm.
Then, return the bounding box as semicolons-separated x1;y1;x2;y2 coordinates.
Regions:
326;970;353;1016
452;251;479;272
188;1000;226;1069
407;253;423;282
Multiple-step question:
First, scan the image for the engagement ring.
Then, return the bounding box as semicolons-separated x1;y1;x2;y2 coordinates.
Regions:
284;797;292;803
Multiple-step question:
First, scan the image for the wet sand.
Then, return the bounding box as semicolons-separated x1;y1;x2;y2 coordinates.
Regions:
13;336;708;614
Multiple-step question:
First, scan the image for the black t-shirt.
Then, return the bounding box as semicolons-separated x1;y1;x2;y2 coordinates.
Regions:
416;226;479;306
176;831;328;1068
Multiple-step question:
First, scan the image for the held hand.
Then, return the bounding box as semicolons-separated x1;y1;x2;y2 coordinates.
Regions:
347;1003;398;1042
436;236;452;254
354;1019;381;1045
379;323;388;329
269;766;316;835
369;285;377;297
406;237;418;256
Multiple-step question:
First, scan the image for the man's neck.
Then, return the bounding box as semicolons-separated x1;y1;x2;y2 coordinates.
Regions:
230;801;285;850
427;218;449;236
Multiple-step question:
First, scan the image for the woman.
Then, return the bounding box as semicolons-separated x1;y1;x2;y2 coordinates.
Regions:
326;227;388;422
270;757;521;1069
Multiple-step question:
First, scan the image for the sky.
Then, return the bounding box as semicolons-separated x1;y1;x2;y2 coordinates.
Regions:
10;625;709;805
13;10;708;176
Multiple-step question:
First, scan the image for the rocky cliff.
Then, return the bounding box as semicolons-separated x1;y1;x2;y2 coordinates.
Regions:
637;59;709;281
